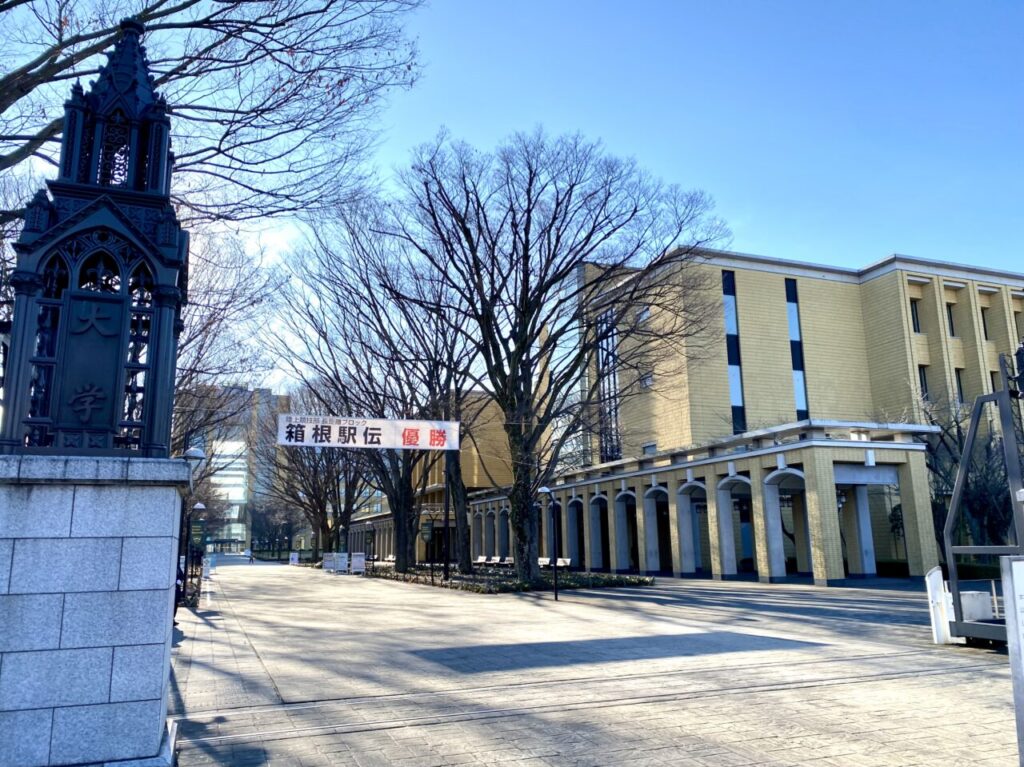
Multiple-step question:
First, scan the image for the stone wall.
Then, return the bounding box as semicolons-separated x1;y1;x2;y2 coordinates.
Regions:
0;455;189;767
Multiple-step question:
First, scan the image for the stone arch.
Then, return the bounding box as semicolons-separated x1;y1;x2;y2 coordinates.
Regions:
472;512;484;559
676;481;708;575
549;501;563;559
566;498;585;569
40;254;70;299
589;495;611;571
484;510;497;558
762;469;807;581
78;250;122;293
716;475;753;578
614;490;640;573
498;508;510;558
643;485;673;575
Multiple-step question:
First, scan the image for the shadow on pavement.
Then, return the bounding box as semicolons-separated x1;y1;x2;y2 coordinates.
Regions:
410;630;822;673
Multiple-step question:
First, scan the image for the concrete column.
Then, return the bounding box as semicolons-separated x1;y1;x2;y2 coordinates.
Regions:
760;480;789;582
0;455;189;767
581;497;595;570
749;474;772;581
612;495;630;572
472;515;483;558
588;498;605;570
712;485;738;578
803;451;845;585
853;485;877;576
898;453;941;576
670;490;688;575
642;493;661;574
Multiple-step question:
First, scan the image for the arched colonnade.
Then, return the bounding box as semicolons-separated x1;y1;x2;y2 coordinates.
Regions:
468;445;938;586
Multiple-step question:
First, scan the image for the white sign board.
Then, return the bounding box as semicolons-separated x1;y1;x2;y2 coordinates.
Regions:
278;415;459;451
289;551;299;565
322;552;337;572
336;553;349;574
351;552;366;575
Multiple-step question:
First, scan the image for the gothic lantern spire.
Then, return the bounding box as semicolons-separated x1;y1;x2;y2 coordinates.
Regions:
0;19;188;457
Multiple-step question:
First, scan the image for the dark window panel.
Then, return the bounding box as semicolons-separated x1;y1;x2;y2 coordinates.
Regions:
726;334;742;366
731;405;747;434
790;340;805;371
722;270;736;296
910;299;921;334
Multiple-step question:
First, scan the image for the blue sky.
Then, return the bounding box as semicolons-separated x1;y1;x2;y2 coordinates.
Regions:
370;1;1023;272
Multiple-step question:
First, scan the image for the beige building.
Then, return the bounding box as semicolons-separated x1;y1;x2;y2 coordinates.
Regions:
470;250;1024;585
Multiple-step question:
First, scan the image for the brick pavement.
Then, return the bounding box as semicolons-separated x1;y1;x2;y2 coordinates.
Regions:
170;558;1018;766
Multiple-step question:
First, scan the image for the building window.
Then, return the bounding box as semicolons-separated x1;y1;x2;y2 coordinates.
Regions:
946;303;957;337
991;370;1000;393
785;278;810;420
596;309;621;462
955;368;966;406
722;270;746;433
910;299;922;334
980;307;990;340
918;365;930;402
639;371;654;389
641;442;657;456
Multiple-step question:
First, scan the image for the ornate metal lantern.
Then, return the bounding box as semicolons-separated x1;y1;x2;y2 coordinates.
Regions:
0;19;188;457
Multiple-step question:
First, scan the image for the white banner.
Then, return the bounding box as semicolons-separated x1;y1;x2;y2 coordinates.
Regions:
277;415;460;451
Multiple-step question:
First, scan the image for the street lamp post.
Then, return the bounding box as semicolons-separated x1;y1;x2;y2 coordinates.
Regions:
186;502;205;599
420;517;435;585
539;487;559;601
442;448;452;580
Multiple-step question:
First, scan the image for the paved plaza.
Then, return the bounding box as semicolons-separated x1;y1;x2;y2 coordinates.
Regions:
170;557;1018;766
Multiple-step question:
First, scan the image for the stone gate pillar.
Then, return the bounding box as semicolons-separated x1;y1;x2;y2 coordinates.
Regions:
0;456;189;766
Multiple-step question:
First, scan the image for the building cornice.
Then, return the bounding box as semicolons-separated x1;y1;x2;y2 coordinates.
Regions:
686;247;1024;290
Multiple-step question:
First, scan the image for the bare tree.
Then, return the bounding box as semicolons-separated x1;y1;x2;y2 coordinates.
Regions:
249;385;373;560
923;396;1016;552
335;205;497;573
383;129;728;581
248;501;302;556
277;267;430;571
0;0;421;227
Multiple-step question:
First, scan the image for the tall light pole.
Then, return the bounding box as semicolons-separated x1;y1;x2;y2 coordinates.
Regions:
539;487;559;601
187;502;205;594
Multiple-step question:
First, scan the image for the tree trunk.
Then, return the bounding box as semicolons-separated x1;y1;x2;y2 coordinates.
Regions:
319;518;332;558
448;451;473;574
393;513;410;572
505;422;541;582
389;481;420;573
509;478;540;582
